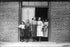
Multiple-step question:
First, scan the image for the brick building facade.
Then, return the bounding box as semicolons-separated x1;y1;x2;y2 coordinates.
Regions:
0;1;70;43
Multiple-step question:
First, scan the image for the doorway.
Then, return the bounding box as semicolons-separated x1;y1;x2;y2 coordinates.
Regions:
35;8;49;41
20;7;49;42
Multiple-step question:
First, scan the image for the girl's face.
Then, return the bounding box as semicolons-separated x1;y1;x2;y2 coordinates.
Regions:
38;17;41;21
33;17;36;20
22;21;24;24
45;19;48;22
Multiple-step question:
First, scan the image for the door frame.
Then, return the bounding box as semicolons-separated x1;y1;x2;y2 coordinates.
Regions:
18;2;51;42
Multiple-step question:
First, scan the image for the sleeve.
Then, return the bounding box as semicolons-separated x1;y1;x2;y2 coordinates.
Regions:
18;25;22;28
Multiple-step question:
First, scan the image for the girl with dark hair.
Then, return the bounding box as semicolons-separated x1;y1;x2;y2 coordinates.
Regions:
31;17;37;41
37;17;44;41
24;20;32;42
18;21;25;42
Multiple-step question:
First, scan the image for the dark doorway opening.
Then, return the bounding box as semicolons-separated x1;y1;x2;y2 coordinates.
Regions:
35;8;48;21
35;8;48;41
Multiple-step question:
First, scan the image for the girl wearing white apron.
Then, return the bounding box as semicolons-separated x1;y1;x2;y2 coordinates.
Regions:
44;20;48;37
37;17;43;41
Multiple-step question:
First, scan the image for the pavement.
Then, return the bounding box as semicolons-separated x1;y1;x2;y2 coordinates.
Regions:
0;42;70;47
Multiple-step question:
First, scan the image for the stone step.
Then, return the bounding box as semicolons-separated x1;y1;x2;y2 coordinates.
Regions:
0;42;70;47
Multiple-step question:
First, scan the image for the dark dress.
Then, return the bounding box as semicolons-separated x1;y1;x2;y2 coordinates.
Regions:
20;28;24;37
31;21;37;37
24;25;32;39
32;24;37;37
31;21;37;41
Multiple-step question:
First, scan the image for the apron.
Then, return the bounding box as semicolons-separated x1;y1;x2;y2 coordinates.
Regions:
37;21;43;37
44;22;48;37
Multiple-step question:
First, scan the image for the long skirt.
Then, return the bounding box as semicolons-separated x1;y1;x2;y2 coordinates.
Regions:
44;26;48;37
32;25;37;37
20;29;24;37
24;28;32;39
37;26;43;37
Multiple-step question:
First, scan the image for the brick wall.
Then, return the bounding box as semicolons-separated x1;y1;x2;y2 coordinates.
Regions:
0;2;70;43
50;2;70;43
0;2;19;42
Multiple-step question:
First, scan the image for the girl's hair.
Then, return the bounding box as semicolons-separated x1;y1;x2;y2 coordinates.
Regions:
32;18;34;20
45;19;48;22
22;21;25;24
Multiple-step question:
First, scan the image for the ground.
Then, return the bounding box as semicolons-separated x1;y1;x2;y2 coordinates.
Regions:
0;42;70;47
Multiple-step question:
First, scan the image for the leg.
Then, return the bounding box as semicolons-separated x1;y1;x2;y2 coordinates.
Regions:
39;37;41;42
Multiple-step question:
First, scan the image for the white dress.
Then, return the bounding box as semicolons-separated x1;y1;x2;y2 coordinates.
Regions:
37;21;43;36
18;24;25;29
44;22;48;37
